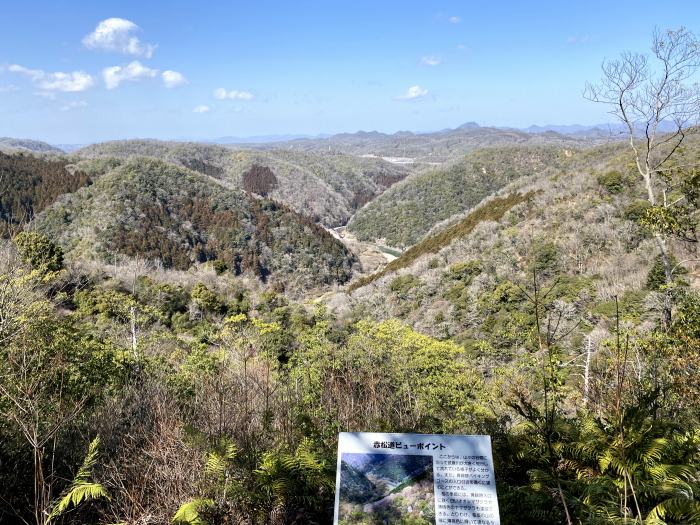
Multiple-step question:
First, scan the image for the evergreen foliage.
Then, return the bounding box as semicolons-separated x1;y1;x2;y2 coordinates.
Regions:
0;151;92;235
241;164;278;196
348;146;566;247
13;231;64;272
596;170;629;194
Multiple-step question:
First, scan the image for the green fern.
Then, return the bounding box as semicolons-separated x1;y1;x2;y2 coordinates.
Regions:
646;498;700;524
46;436;109;523
172;498;214;525
204;442;237;481
253;438;333;513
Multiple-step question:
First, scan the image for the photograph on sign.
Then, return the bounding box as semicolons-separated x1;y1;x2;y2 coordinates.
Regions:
338;452;435;523
334;432;500;525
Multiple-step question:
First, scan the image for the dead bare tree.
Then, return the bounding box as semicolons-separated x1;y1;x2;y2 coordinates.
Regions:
585;27;700;327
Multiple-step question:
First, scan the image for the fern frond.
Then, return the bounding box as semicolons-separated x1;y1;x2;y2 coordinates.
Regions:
74;435;102;484
172;498;214;525
48;483;109;522
205;452;227;479
46;437;109;524
646;497;700;523
204;441;237;480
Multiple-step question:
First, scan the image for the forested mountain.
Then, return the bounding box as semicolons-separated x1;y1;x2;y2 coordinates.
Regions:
77;140;411;226
257;123;609;162
0;131;698;525
0;151;93;235
31;157;355;291
348;145;571;247
339;136;700;349
0;137;64;154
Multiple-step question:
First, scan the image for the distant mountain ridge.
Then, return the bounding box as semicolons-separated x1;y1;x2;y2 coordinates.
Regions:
205;133;331;144
0;137;63;154
1;120;670;155
249;123;615;162
523;121;680;136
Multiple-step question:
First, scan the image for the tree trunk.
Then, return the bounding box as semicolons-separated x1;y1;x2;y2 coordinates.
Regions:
583;336;592;406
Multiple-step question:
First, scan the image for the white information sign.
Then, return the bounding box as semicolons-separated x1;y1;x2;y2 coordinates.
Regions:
333;432;500;525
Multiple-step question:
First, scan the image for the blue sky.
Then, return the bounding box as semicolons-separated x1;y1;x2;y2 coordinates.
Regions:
1;0;698;143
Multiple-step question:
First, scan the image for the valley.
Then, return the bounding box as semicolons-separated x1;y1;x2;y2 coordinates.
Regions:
1;124;699;525
3;7;700;525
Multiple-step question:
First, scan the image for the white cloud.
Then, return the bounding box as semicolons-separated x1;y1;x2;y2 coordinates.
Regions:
38;72;95;92
59;100;88;111
8;64;44;80
83;18;156;58
162;70;187;88
214;87;255;100
395;85;429;101
419;55;442;67
193;104;210;113
449;16;461;24
8;64;95;92
103;61;158;89
0;84;20;93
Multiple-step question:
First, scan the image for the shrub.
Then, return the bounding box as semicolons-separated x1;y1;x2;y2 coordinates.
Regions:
446;260;483;282
190;283;226;315
134;276;189;321
592;289;648;320
212;260;228;275
389;275;422;296
623;199;652;222
596;170;627;194
529;240;560;276
13;231;64;272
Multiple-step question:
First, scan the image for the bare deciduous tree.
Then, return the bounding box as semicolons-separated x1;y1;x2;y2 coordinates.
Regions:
585;27;700;326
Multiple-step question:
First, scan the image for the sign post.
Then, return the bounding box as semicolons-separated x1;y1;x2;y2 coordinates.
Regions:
333;432;500;525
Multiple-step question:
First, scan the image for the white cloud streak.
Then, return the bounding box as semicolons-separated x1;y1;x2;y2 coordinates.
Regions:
419;55;442;66
395;85;429;101
83;18;156;58
103;61;158;89
214;87;255;100
8;64;95;92
193;104;210;113
449;16;461;24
